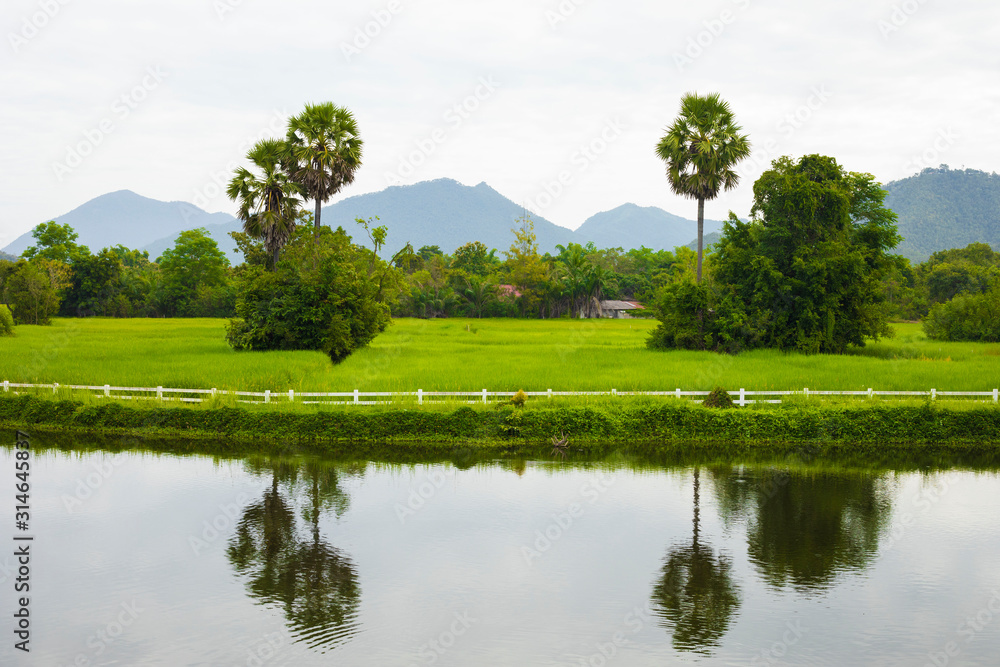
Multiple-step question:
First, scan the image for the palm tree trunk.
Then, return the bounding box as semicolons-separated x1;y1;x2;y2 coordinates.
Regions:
272;246;280;271
696;198;705;284
314;198;322;230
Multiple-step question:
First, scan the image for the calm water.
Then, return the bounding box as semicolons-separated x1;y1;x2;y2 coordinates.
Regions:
1;436;999;666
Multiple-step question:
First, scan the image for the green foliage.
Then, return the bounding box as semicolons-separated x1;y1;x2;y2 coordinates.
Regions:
226;226;401;363
511;389;528;407
158;228;231;317
923;284;1000;341
0;258;68;325
20;221;89;264
451;241;497;276
0;303;14;336
703;387;734;408
651;155;901;355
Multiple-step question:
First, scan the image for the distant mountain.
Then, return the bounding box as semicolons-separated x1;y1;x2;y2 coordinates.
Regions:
884;166;1000;262
686;231;723;252
576;203;724;252
2;190;236;258
320;178;579;254
0;251;15;262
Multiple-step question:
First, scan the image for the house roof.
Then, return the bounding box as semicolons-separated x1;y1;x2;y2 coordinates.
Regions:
600;300;644;310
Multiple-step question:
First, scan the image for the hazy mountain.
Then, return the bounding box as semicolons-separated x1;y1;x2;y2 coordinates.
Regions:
0;251;15;262
576;203;724;252
884;166;1000;262
2;190;236;258
686;231;723;252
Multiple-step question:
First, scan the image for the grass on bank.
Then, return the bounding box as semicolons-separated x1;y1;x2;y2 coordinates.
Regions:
1;317;999;394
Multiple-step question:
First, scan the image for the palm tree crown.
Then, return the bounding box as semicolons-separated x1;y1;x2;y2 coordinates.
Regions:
656;93;750;282
285;102;363;230
227;138;302;269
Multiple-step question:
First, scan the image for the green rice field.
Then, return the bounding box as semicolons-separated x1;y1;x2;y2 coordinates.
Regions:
0;317;998;393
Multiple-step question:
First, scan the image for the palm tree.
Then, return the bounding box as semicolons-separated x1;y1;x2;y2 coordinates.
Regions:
463;275;497;318
285;102;363;232
227;139;301;269
655;93;751;283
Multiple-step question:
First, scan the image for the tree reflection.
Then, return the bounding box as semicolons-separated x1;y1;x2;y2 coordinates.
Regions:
710;466;891;592
652;468;741;655
227;460;361;651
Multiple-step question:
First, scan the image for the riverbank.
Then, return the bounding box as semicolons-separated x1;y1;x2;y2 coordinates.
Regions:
3;394;999;455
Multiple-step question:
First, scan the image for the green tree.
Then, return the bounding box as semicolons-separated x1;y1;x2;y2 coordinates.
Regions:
226;225;401;363
228;138;302;269
1;259;68;325
451;241;497;276
655;93;751;283
503;215;548;317
61;248;123;316
285;102;363;231
157;229;231;317
461;275;496;318
21;221;89;264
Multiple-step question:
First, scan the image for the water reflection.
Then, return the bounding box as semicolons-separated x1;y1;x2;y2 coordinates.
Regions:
227;459;362;651
710;466;892;592
651;467;741;655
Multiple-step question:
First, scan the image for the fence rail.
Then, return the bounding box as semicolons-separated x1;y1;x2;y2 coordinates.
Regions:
3;381;999;407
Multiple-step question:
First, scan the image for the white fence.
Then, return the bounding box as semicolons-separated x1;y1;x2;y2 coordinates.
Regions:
2;381;999;407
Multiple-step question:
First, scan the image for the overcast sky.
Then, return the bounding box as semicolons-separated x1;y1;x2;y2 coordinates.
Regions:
1;0;998;248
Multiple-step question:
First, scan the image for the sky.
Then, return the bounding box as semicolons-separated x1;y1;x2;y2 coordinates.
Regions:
1;0;998;249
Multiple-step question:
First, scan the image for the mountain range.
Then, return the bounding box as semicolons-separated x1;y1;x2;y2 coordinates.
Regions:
3;167;998;264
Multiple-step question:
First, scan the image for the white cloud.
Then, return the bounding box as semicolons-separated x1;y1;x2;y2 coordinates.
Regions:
1;0;998;247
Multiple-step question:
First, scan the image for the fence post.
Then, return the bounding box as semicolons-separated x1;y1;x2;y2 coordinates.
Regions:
212;388;217;398
804;387;809;399
676;388;681;400
547;388;552;400
264;390;270;404
53;382;58;394
739;388;745;407
612;388;617;396
354;389;359;405
104;384;110;397
288;389;294;403
868;388;873;398
994;388;998;403
931;388;936;401
482;388;488;404
418;389;423;406
157;386;163;401
3;380;8;393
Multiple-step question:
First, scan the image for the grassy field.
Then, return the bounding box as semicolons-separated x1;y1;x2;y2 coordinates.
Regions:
0;317;998;393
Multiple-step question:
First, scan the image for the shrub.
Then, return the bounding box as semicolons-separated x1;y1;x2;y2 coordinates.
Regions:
923;285;1000;341
703;387;734;408
511;389;528;408
0;304;14;336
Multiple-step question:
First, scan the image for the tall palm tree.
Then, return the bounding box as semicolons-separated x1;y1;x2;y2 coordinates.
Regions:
285;102;363;232
227;139;301;269
656;93;751;283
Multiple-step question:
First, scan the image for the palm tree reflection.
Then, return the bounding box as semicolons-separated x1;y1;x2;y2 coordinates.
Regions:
651;467;741;655
227;459;361;652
